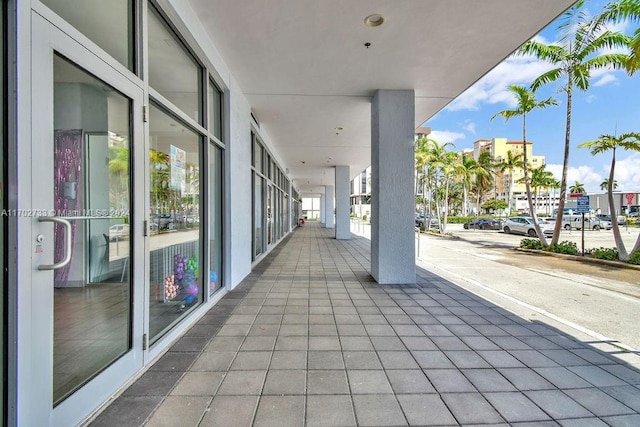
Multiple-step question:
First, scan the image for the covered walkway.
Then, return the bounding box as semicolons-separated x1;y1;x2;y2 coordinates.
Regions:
90;223;640;426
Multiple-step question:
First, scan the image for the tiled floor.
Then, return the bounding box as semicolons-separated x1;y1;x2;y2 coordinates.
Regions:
89;223;640;426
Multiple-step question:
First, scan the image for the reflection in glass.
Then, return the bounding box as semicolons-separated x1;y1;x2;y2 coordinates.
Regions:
209;81;222;140
209;144;223;296
149;103;202;343
41;0;134;71
148;5;201;123
53;55;132;404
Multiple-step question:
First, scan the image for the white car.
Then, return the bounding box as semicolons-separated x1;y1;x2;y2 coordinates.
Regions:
503;216;554;237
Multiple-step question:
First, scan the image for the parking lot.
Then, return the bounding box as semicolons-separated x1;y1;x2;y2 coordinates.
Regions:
449;222;640;252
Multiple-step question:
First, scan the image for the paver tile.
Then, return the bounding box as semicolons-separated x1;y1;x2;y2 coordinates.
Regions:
386;370;435;394
200;395;258;426
262;370;306;395
308;350;344;369
347;370;393;394
352;395;407;426
397;394;457;426
525;390;593;419
484;392;551;423
564;388;635;417
254;396;304;427
306;395;356;427
441;392;505;424
307;370;350;394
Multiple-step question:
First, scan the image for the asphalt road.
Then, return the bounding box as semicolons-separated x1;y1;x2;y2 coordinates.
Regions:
416;225;640;355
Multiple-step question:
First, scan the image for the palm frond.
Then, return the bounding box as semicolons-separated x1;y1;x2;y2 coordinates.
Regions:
578;31;631;59
531;68;564;91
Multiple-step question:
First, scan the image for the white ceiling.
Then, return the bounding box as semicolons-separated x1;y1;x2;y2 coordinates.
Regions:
187;0;575;194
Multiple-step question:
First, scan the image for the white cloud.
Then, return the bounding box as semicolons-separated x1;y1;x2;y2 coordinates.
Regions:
593;74;618;87
445;21;631;113
446;54;557;112
546;163;603;193
546;153;640;194
428;130;465;145
608;153;640;192
461;120;477;134
585;94;596;103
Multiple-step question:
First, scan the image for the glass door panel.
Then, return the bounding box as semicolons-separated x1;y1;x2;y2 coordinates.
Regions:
52;54;133;404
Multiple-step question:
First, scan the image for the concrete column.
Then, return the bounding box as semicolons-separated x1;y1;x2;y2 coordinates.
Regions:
325;185;335;229
371;90;415;284
319;194;325;226
335;166;351;239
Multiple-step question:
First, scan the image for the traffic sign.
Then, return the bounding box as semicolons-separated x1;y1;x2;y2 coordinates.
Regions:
576;195;590;213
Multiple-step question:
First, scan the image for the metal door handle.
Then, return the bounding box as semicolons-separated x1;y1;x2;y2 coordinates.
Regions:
37;216;72;270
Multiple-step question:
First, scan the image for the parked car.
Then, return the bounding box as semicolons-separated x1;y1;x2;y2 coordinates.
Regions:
596;214;625;226
503;216;554;237
463;218;503;230
562;215;610;231
415;213;439;228
108;224;130;241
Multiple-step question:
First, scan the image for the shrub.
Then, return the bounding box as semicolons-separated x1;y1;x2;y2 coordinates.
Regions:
628;249;640;265
547;240;578;255
586;247;618;261
520;238;543;250
362;214;367;223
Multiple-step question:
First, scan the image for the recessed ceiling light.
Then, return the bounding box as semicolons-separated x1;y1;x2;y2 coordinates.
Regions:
364;14;384;27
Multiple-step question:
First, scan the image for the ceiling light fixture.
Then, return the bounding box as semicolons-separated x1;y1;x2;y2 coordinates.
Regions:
364;14;384;27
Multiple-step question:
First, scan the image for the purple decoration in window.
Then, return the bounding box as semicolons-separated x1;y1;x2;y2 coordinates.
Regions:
54;129;83;288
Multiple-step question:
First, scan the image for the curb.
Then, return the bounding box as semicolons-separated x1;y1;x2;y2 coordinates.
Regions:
515;248;640;271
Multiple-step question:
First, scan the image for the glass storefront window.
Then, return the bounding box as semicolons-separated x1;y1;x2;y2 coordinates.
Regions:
208;80;222;141
148;5;202;124
209;143;222;296
0;3;4;420
253;172;263;258
148;103;202;343
40;0;134;71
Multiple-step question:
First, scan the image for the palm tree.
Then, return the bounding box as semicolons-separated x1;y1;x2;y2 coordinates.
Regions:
530;164;555;215
415;137;438;224
600;178;618;192
423;139;459;232
459;155;479;216
491;85;557;244
519;2;630;245
579;132;640;260
495;151;524;216
569;181;586;194
597;0;640;74
472;151;496;215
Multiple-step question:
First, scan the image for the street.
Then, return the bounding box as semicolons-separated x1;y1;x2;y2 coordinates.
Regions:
417;225;640;355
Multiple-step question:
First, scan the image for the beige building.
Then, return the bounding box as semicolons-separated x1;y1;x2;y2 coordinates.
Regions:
473;138;547;213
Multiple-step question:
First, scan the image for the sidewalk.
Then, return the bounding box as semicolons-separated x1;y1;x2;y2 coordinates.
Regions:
89;222;640;426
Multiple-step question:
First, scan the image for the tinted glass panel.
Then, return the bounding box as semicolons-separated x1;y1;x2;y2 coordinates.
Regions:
208;80;222;140
148;103;202;343
148;6;201;123
41;0;134;71
52;55;132;404
209;143;222;296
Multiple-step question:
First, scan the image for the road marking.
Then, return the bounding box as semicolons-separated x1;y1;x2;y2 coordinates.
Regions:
428;263;639;353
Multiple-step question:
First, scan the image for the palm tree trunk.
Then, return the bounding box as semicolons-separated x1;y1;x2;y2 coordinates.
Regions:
522;115;548;245
551;81;573;246
608;149;628;259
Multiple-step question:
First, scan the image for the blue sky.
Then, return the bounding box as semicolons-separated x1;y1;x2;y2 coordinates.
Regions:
423;0;640;194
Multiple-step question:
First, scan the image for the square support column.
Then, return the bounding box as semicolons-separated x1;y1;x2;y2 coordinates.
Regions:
325;185;335;229
371;90;415;284
319;194;325;226
335;166;351;239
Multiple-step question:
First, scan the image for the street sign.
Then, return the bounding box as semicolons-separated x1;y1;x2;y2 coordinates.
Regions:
576;195;590;213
